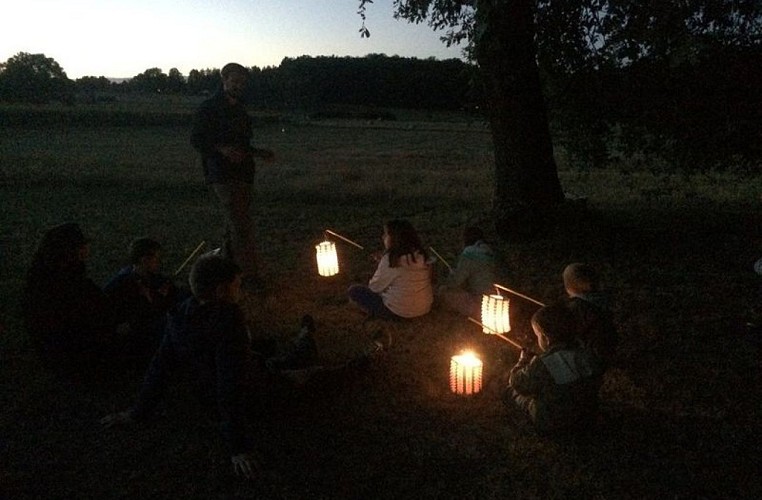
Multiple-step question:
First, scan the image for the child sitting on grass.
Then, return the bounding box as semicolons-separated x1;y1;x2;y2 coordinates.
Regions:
561;263;618;368
506;304;604;435
348;219;433;320
437;226;497;317
101;255;259;479
22;222;118;378
103;237;180;355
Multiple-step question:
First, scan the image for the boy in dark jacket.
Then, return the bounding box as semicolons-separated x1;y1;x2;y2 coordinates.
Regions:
101;255;258;479
507;304;604;435
103;237;179;355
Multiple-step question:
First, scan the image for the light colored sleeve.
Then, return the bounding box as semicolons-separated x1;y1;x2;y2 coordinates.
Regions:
445;254;472;289
368;255;397;293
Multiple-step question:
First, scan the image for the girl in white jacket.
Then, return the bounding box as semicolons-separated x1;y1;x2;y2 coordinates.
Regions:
348;219;433;320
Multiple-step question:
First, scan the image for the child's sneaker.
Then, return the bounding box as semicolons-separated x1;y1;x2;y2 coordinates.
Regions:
300;314;316;336
369;329;393;355
265;314;318;372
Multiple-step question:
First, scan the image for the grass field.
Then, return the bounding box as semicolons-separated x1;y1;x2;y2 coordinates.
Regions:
1;106;761;498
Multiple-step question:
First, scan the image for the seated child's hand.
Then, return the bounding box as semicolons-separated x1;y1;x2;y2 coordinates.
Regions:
232;452;261;480
100;411;133;428
519;348;534;362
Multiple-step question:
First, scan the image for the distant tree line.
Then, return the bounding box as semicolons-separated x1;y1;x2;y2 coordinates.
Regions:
0;52;479;111
1;50;759;170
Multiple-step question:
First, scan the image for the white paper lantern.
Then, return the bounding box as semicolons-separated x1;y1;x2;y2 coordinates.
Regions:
481;294;510;334
315;240;339;277
450;351;483;395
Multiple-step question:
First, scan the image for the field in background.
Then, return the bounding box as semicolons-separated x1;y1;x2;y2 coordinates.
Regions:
1;110;761;498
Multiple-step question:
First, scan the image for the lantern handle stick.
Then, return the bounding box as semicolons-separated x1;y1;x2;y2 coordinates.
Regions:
493;283;546;307
325;229;364;250
174;240;206;277
428;246;452;272
467;317;524;350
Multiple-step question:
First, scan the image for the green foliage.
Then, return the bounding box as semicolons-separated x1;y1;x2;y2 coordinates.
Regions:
369;1;762;171
278;54;478;111
0;52;73;103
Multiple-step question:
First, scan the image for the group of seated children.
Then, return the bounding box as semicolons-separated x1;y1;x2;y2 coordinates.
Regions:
22;224;180;377
347;221;499;322
23;219;617;478
101;255;260;478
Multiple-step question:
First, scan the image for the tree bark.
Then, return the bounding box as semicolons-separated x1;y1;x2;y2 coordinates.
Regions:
475;0;564;238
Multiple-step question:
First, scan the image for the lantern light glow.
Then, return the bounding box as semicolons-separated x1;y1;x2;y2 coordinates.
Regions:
481;294;510;334
315;240;339;277
450;351;483;395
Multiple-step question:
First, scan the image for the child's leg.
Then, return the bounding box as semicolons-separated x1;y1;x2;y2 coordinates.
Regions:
347;285;397;320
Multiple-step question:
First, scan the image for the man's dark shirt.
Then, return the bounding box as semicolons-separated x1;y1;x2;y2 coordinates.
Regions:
190;91;255;184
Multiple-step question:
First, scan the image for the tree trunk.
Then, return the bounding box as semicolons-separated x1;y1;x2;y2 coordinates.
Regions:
475;0;564;238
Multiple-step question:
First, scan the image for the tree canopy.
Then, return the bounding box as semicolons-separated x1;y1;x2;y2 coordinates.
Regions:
0;52;72;103
359;0;761;171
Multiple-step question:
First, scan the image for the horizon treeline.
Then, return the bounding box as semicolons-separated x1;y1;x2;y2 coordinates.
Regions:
69;54;481;112
1;51;760;170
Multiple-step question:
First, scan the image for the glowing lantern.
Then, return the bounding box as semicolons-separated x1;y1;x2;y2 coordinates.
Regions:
481;294;510;334
450;351;483;395
315;240;339;277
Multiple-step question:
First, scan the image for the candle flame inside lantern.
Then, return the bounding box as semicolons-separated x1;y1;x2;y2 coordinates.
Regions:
481;294;510;334
450;351;483;395
315;240;339;277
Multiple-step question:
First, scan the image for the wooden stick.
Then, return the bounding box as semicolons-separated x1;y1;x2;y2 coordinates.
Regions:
428;246;452;272
174;241;206;277
467;317;524;350
325;229;364;250
492;283;546;307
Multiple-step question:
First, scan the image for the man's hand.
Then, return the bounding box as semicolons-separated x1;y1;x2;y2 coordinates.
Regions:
218;145;250;164
100;411;134;428
518;348;534;363
252;148;274;160
232;452;261;480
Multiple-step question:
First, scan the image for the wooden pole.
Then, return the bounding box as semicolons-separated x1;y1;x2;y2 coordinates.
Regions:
428;246;452;272
467;317;524;350
325;229;364;250
492;283;546;307
174;241;206;277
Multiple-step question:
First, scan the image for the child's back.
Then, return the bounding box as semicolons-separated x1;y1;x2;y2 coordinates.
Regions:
562;263;618;367
564;292;617;366
448;240;496;296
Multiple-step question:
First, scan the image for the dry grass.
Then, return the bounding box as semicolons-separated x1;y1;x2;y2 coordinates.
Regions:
1;116;761;498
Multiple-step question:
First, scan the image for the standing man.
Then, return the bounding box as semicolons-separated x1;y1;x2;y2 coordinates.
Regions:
191;62;273;293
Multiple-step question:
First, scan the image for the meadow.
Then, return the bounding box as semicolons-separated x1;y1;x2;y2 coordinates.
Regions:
1;102;760;498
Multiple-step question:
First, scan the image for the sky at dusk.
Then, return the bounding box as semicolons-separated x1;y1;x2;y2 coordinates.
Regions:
2;0;466;79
